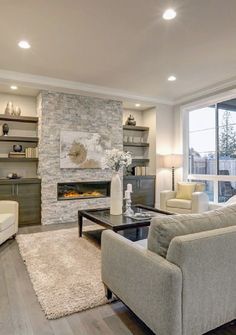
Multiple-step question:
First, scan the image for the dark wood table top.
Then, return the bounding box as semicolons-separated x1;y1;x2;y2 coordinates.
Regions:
78;204;173;231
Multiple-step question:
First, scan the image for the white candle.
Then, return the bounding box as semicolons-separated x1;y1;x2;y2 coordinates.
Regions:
125;190;130;199
127;183;132;192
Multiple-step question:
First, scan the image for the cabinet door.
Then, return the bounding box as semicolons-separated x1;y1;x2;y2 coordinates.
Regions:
16;183;41;226
139;178;155;207
0;184;15;200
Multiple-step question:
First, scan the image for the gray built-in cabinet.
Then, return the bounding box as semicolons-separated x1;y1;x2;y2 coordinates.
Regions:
123;175;156;207
0;178;41;226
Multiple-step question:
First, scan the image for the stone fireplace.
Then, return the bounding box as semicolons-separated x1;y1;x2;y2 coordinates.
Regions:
57;181;110;201
37;91;122;225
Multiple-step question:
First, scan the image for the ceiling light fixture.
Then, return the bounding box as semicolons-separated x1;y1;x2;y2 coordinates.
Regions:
10;85;18;90
168;75;177;82
18;40;31;49
163;8;177;20
135;103;141;107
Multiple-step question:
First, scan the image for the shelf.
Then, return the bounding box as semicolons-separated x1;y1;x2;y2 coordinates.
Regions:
0;114;38;123
0;158;38;162
123;142;149;147
0;136;38;143
0;178;41;184
132;158;150;164
123;125;149;131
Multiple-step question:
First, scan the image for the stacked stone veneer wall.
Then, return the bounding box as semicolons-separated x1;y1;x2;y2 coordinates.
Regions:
37;91;123;225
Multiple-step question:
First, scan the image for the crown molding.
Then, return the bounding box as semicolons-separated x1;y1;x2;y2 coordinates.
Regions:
174;76;236;105
0;69;173;106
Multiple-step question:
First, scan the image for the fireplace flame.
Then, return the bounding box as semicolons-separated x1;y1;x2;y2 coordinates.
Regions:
63;190;103;198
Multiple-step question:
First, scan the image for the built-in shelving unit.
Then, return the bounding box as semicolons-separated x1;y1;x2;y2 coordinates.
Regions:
123;125;150;176
0;112;39;172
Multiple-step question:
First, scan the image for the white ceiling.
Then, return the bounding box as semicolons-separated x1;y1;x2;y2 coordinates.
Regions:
0;0;236;103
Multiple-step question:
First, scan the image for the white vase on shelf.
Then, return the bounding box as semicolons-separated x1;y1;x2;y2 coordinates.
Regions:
110;171;122;215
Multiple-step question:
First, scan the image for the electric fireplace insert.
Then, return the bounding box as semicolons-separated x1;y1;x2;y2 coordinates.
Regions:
57;181;110;201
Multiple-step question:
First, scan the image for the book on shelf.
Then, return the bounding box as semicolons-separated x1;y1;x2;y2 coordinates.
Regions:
25;147;38;158
134;166;147;176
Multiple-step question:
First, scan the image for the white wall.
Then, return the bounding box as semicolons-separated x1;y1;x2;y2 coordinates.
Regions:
155;103;175;206
142;108;156;175
0;93;38;178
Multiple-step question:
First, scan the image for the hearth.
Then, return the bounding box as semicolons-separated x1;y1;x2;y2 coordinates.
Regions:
57;181;110;201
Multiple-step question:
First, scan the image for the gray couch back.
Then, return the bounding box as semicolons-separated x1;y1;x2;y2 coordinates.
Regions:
148;204;236;258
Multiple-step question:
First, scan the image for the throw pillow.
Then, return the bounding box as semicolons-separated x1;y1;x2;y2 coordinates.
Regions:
148;204;236;258
176;182;196;200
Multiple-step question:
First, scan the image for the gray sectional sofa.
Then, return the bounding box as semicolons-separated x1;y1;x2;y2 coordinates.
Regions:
101;204;236;335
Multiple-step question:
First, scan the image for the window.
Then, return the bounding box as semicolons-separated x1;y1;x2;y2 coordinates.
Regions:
188;98;236;203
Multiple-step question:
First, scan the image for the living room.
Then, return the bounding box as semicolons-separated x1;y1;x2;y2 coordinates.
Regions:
0;1;236;335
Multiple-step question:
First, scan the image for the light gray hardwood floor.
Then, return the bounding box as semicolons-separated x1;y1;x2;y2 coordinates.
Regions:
0;223;235;335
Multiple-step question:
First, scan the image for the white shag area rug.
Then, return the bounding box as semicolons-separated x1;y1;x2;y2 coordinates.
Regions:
16;225;108;319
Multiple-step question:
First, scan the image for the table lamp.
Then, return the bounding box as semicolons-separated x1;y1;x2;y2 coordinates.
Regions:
162;154;183;191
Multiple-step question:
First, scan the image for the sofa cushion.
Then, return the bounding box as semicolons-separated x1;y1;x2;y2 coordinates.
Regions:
167;198;192;210
0;213;15;231
176;182;196;200
148;204;236;258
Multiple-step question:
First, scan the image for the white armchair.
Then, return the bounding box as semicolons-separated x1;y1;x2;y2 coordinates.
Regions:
160;182;209;214
0;201;19;245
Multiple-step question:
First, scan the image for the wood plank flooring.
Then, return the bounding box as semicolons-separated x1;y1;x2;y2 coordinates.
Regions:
0;223;235;335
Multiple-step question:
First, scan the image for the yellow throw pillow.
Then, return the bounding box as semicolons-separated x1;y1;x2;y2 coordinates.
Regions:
176;182;196;200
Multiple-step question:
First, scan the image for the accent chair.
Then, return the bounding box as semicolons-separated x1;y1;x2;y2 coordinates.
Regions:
160;182;209;214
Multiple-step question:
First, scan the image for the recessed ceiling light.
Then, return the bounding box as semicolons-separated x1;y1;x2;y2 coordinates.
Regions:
10;85;18;90
18;40;31;49
168;75;177;82
163;8;177;20
135;103;141;107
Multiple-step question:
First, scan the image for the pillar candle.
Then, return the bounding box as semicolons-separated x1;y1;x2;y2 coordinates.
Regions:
127;183;132;192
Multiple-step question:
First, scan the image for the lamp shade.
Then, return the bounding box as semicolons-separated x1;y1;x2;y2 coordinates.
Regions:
162;154;183;168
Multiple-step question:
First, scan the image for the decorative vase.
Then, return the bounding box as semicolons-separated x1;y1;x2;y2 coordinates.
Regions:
13;106;21;116
125;114;136;126
5;102;14;115
13;144;22;152
2;123;9;136
110;171;122;215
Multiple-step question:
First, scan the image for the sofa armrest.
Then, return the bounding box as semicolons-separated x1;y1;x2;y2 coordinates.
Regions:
0;201;19;231
167;226;236;335
160;190;177;210
191;191;209;213
101;230;182;335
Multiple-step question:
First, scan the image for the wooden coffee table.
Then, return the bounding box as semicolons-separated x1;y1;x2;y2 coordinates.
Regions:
78;204;173;237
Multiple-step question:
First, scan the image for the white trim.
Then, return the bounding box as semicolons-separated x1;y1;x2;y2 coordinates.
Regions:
0;69;173;105
180;88;236;112
189;174;236;182
175;78;236;105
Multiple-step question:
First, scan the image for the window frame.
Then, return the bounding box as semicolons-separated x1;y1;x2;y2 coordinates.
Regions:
182;90;236;203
